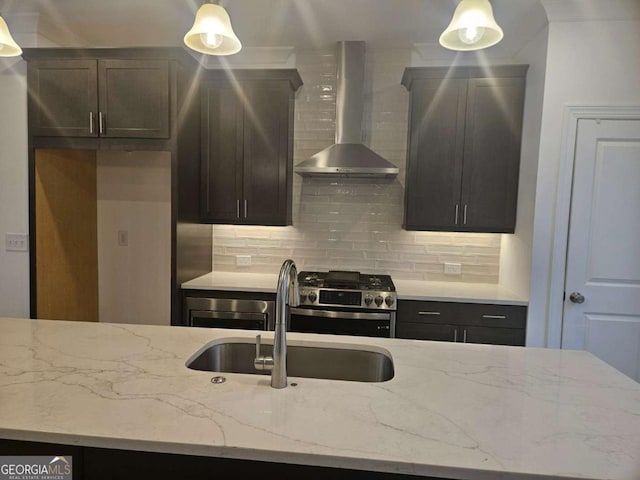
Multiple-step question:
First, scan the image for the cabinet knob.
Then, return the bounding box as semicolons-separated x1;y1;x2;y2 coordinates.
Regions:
569;292;585;304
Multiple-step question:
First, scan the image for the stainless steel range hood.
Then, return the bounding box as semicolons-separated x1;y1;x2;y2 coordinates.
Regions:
295;41;399;178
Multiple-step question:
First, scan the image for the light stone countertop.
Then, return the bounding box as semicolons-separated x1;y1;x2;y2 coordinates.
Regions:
1;317;638;479
182;271;528;306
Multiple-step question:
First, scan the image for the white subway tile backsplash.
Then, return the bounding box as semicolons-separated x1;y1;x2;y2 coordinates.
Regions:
411;262;445;273
398;253;440;264
215;237;248;247
212;48;501;283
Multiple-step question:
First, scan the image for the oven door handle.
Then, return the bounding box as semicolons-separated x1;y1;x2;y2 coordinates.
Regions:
289;307;391;321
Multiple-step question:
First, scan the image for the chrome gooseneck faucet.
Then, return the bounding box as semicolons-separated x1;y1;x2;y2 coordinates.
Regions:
254;259;299;388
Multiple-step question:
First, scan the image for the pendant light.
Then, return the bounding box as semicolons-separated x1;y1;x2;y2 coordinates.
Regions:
439;0;503;51
184;1;242;56
0;15;22;57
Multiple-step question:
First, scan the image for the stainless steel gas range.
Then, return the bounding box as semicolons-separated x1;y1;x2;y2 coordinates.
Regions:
290;270;397;338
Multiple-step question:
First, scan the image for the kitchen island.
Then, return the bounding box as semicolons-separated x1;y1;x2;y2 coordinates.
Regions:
0;318;638;479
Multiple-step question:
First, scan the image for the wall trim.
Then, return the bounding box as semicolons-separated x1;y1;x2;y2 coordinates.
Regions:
546;105;640;348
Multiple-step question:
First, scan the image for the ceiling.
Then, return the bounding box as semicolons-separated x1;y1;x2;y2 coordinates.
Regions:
1;0;547;55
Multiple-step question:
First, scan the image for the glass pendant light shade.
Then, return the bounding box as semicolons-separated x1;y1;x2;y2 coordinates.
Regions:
439;0;503;51
184;3;242;56
0;15;22;57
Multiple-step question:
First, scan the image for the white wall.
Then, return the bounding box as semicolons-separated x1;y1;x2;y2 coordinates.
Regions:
0;17;58;319
97;151;171;325
499;23;549;300
0;60;29;318
528;1;640;347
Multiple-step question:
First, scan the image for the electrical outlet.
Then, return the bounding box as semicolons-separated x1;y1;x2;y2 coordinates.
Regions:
5;233;29;252
236;255;251;266
444;262;462;275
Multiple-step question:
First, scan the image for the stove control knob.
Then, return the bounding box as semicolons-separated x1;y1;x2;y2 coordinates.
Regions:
300;293;308;303
308;292;317;303
374;295;384;307
385;296;394;307
364;295;373;306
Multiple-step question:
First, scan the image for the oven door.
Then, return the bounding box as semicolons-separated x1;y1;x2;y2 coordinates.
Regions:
289;307;395;338
185;297;273;330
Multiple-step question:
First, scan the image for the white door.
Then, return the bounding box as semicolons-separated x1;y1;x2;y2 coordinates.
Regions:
562;118;640;382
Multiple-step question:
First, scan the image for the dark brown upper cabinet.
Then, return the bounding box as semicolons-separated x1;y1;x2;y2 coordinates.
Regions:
200;70;302;226
27;58;170;139
401;65;528;233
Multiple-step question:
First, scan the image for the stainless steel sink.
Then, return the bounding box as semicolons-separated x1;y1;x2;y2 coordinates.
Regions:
186;338;394;382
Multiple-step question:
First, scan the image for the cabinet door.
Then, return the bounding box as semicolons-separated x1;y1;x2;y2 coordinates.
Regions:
242;80;292;225
98;59;170;138
396;322;459;342
200;79;244;223
460;326;525;346
404;78;467;231
28;59;98;137
460;77;525;233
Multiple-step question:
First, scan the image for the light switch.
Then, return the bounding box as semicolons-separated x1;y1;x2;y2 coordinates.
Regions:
118;230;129;247
5;233;28;252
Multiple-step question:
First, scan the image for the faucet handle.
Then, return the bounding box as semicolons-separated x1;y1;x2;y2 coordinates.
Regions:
255;334;262;358
254;334;274;371
289;278;300;307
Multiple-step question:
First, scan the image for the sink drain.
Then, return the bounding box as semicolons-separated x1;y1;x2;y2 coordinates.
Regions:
211;376;226;384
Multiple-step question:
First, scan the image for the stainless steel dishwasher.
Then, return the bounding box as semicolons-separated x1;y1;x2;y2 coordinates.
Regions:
184;297;275;330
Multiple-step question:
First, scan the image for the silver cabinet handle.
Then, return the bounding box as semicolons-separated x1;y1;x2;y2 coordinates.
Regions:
454;204;459;224
463;329;467;343
244;199;248;218
89;112;94;134
236;200;240;219
418;311;441;316
463;204;468;225
482;314;506;319
569;292;585;304
98;111;105;134
453;329;458;342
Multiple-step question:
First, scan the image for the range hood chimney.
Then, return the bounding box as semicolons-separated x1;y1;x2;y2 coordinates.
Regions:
295;41;399;178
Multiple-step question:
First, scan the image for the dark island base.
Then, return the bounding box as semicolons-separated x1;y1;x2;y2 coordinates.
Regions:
1;439;449;480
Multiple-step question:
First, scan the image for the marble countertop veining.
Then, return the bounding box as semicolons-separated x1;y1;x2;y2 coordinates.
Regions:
1;318;638;479
181;272;528;305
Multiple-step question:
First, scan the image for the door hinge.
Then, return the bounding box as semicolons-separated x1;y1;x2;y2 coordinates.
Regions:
563;291;566;301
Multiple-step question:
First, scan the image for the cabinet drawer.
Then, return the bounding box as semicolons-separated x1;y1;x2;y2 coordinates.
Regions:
397;300;458;324
456;303;526;328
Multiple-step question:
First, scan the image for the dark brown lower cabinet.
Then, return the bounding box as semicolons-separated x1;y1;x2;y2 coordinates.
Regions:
397;300;527;346
0;439;448;480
